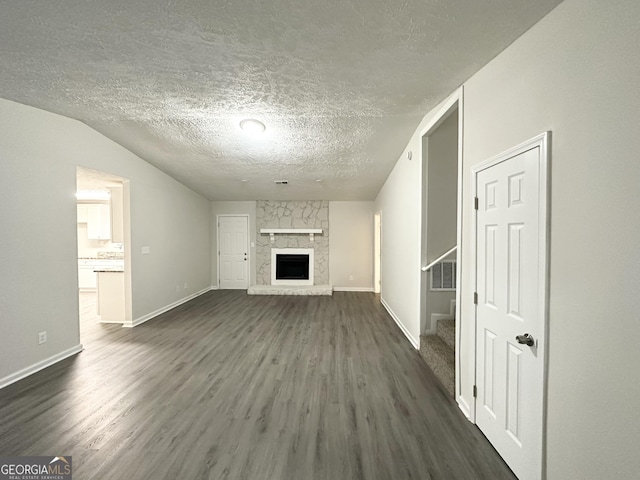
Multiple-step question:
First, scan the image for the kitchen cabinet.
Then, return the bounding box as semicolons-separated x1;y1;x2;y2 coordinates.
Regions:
77;204;89;223
87;204;111;240
78;263;97;291
96;271;125;323
109;187;124;244
78;259;124;292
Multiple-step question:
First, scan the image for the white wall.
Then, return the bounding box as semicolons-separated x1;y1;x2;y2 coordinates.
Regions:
425;110;458;331
210;201;257;287
377;0;640;477
426;110;458;260
329;201;374;290
210;201;375;290
0;99;211;386
373;94;457;347
461;0;640;477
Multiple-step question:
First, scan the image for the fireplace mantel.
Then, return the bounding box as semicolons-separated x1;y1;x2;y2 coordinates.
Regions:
260;228;322;243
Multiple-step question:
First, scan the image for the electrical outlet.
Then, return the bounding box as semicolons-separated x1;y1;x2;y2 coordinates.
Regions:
38;331;47;345
141;246;150;255
184;282;188;290
349;275;354;281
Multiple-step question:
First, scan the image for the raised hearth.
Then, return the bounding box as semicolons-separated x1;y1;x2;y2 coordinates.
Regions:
247;285;333;296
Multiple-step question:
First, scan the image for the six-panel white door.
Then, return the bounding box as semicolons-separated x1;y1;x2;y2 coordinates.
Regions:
475;145;545;480
218;216;249;290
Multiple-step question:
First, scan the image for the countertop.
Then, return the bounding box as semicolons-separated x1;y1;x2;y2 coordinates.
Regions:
79;257;124;260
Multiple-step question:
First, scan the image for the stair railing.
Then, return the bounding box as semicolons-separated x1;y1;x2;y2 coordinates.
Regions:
421;245;457;272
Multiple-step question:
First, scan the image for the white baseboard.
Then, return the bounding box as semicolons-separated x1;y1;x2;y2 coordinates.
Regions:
332;287;374;292
0;344;84;390
210;285;219;290
380;298;419;350
458;394;472;420
125;287;212;328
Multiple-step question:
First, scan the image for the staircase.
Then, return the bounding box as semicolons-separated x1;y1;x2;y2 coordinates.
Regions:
420;318;455;397
420;248;457;397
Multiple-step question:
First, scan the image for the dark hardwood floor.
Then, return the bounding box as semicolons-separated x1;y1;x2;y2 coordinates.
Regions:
0;291;516;479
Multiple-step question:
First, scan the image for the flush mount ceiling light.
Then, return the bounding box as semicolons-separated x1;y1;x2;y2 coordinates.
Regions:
239;119;266;135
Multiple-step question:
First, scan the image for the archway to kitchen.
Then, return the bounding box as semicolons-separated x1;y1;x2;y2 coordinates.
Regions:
76;167;132;341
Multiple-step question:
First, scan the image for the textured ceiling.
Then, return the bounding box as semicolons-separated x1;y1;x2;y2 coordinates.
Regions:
0;0;562;200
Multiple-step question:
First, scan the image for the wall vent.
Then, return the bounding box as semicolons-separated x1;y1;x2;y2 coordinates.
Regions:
430;260;456;291
274;180;288;185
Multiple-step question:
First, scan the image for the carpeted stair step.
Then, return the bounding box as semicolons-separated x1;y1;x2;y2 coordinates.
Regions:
419;333;455;397
437;318;455;350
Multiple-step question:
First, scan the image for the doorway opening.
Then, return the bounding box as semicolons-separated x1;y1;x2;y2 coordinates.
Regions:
418;91;463;400
76;167;132;340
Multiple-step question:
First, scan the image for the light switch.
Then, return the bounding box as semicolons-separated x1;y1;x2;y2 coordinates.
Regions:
250;242;255;248
141;246;150;254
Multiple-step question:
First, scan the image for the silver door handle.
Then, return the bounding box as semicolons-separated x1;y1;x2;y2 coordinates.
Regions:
515;333;534;347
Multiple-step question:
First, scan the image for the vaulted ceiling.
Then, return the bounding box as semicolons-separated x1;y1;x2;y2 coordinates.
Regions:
0;0;562;200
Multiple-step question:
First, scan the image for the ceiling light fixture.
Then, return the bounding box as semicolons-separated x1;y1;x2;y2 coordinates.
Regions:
239;119;266;135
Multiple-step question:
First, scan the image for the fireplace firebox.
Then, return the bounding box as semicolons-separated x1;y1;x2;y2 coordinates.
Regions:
270;248;314;285
276;254;310;280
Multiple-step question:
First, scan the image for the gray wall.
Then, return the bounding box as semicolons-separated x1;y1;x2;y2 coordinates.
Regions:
0;99;211;386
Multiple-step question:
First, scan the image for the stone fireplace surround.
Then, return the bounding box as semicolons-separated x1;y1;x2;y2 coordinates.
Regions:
249;200;332;295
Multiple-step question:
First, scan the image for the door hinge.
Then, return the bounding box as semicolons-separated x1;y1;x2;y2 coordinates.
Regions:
473;385;477;398
473;292;478;305
474;197;479;210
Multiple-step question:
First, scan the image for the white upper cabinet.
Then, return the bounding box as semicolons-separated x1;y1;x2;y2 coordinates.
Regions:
77;204;89;223
87;204;111;240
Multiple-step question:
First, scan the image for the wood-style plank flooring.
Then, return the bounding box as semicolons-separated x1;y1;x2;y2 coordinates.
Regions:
0;291;516;479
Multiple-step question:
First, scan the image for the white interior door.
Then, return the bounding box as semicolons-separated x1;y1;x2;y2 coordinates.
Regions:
474;136;548;480
218;216;249;289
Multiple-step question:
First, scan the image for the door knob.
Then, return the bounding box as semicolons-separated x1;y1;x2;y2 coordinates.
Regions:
515;333;535;347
